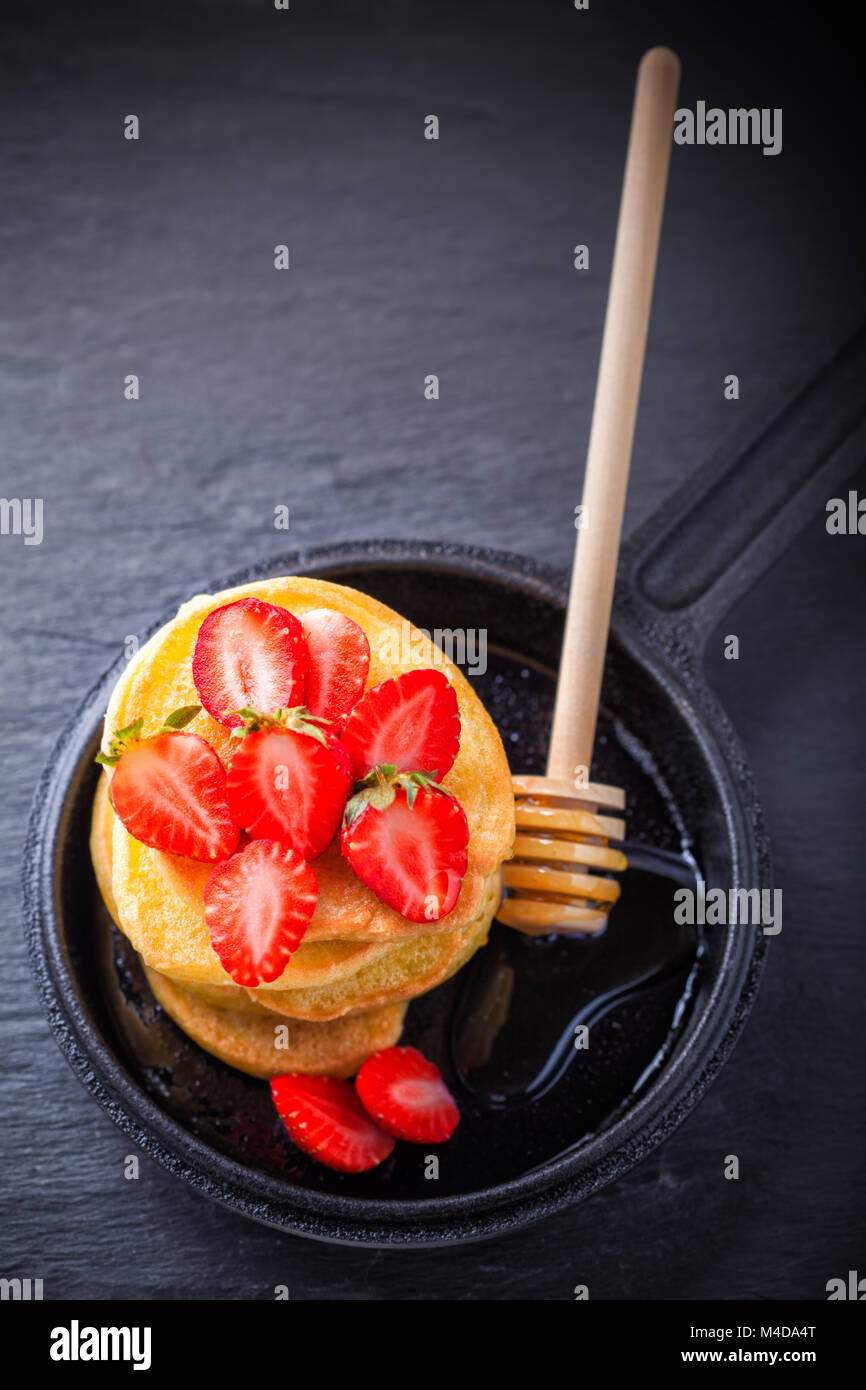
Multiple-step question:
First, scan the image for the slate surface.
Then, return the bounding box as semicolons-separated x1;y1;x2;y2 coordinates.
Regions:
1;0;863;1299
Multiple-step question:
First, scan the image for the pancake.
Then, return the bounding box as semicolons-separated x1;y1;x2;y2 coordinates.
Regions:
93;774;408;1075
95;771;497;1021
111;807;499;1007
90;767;120;924
161;870;497;1020
93;771;394;989
145;967;407;1079
101;577;514;968
90;574;513;1075
98;766;497;1023
229;871;499;1021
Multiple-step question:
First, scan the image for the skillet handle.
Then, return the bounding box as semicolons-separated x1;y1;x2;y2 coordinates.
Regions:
619;324;866;643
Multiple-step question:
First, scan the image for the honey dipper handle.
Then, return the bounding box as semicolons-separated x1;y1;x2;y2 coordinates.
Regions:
547;46;681;783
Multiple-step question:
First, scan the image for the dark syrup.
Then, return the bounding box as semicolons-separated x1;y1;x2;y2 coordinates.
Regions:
445;648;706;1152
451;842;702;1110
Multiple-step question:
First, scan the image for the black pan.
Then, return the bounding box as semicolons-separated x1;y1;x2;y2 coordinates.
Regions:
23;328;866;1246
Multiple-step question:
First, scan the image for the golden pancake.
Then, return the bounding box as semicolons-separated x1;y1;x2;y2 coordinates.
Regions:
94;777;408;1074
94;770;495;1020
230;869;500;1021
91;575;511;1075
148;880;491;1019
112;810;498;1007
152;973;273;1017
90;767;120;924
145;967;407;1079
94;771;394;989
101;577;514;968
166;887;494;1019
99;764;496;1022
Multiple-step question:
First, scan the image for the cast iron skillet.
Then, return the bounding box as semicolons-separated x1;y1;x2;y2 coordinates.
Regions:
23;329;866;1246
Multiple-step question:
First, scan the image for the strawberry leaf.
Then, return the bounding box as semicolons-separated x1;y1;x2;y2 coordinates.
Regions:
95;717;144;767
237;707;266;723
349;764;396;796
114;719;144;743
342;764;453;824
343;772;397;825
393;770;451;802
161;704;202;731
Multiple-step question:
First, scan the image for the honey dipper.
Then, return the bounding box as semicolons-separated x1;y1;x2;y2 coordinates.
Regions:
498;47;681;936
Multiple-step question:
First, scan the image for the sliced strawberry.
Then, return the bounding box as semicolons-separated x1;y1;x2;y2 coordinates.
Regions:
341;769;468;922
99;711;238;862
271;1074;395;1172
302;608;371;729
192;597;309;728
204;839;318;986
356;1046;460;1143
226;709;351;859
340;667;460;782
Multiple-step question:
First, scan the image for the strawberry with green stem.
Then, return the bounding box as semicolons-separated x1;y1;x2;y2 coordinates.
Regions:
340;765;469;922
226;706;351;860
97;704;239;862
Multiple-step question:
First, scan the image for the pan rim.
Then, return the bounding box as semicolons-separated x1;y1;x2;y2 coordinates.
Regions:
23;540;769;1246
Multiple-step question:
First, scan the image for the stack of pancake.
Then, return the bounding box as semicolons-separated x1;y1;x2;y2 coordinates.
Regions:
90;576;514;1079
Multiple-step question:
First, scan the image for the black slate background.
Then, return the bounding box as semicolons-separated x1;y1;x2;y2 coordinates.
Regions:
1;0;864;1299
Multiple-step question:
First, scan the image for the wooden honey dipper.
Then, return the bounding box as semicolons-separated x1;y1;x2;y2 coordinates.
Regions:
498;47;681;937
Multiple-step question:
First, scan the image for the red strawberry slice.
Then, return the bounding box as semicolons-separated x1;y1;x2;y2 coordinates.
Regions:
341;771;469;922
192;597;309;728
301;608;371;729
204;839;318;986
356;1046;460;1143
271;1074;395;1172
340;668;460;782
226;710;351;859
104;722;238;863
